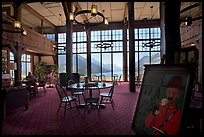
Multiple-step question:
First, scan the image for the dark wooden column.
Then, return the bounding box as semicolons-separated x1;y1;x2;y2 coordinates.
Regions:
63;2;73;85
13;1;22;21
123;25;128;82
86;28;91;79
10;44;24;86
55;32;58;65
128;2;135;92
160;1;181;64
12;2;22;86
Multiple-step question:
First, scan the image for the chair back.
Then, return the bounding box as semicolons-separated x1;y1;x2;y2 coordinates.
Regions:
68;79;76;85
108;81;116;97
92;74;99;82
113;74;118;81
83;85;100;103
101;74;106;82
71;73;80;83
56;83;68;100
59;73;67;86
118;74;122;83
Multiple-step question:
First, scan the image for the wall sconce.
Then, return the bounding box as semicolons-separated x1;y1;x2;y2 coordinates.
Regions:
13;21;21;29
2;20;27;36
53;44;57;51
185;17;192;26
22;28;27;36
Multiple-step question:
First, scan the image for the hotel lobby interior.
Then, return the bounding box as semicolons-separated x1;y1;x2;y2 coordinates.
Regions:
1;1;202;135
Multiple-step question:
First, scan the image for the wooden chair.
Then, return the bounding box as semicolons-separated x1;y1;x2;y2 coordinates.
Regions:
100;81;116;110
55;83;79;117
82;84;101;119
68;79;84;105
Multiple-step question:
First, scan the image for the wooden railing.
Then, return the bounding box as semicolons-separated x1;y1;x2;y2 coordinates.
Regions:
180;19;202;46
2;15;56;55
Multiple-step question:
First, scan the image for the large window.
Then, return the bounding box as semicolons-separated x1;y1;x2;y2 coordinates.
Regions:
91;29;123;81
9;52;15;79
134;27;161;77
21;54;31;79
57;27;160;82
58;33;66;73
73;32;87;76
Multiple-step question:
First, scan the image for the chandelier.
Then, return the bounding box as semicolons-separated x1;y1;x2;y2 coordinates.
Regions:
142;40;160;48
2;20;27;36
95;42;113;50
69;3;109;27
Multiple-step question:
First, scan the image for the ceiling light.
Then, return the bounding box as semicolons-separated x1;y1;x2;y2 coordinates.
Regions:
95;42;113;50
69;12;74;21
142;40;160;48
2;20;27;36
13;21;21;29
71;3;107;27
91;4;97;16
22;28;27;36
105;18;109;25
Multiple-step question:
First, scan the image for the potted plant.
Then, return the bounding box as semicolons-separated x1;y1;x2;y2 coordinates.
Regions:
34;61;48;84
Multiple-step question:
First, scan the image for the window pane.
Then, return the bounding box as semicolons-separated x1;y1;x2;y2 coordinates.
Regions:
58;55;66;73
113;53;123;80
91;53;101;75
102;53;111;81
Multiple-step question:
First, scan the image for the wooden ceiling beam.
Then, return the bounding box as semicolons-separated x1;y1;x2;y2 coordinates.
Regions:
21;3;55;27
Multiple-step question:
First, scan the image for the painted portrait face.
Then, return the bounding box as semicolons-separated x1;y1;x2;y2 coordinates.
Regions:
166;87;182;104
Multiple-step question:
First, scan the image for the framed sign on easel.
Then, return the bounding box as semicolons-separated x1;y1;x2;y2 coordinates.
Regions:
131;64;195;135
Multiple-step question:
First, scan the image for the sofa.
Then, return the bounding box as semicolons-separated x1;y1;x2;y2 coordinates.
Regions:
2;86;29;118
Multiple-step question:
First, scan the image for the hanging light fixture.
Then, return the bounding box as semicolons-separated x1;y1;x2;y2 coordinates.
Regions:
69;12;74;21
72;2;108;27
2;19;27;36
13;21;21;29
142;40;160;48
142;6;160;49
105;17;109;25
91;4;97;16
95;42;113;50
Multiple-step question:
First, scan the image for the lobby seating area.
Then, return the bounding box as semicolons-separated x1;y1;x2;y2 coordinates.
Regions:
1;1;202;136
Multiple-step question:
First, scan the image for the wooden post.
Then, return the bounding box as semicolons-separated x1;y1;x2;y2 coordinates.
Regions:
128;2;135;92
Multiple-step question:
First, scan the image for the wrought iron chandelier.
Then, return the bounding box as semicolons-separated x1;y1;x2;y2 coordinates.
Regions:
95;42;113;50
69;3;109;27
142;40;160;48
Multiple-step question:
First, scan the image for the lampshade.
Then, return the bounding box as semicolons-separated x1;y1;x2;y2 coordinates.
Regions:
22;28;27;36
13;21;21;29
8;63;17;70
91;4;97;16
105;18;109;25
69;12;74;21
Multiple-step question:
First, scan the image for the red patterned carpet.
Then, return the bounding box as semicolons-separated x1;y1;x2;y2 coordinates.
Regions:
2;82;140;135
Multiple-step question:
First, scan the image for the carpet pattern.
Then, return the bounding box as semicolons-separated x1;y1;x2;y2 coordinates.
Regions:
2;82;141;135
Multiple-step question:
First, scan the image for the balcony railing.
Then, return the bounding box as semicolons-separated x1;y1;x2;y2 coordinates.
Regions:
2;15;56;55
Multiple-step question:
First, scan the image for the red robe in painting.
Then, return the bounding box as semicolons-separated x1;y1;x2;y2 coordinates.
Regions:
145;104;181;135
